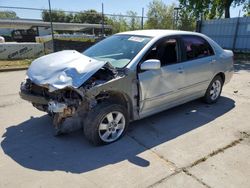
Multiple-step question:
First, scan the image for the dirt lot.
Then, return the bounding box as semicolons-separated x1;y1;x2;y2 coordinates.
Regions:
0;61;249;188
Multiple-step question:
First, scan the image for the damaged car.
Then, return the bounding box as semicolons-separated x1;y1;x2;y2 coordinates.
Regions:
20;30;234;145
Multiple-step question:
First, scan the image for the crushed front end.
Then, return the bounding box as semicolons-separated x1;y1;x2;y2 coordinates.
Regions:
20;78;86;134
19;59;129;135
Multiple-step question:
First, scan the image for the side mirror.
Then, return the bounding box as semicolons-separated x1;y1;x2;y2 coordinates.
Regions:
140;59;161;71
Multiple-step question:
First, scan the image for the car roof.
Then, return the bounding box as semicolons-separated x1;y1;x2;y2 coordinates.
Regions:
117;29;201;38
117;29;224;54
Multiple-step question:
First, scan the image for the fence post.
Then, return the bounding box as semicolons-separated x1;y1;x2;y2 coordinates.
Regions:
232;11;241;52
101;3;105;37
141;8;144;29
48;0;55;52
196;20;202;32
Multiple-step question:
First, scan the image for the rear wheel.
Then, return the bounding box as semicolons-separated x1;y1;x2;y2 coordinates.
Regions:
203;75;223;104
83;102;128;145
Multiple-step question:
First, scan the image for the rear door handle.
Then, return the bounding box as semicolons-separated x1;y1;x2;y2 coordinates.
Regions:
210;59;216;64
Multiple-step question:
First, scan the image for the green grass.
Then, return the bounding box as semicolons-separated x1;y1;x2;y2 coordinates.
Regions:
0;59;33;69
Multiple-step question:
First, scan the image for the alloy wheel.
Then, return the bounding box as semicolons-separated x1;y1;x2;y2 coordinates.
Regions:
210;80;222;100
98;111;126;142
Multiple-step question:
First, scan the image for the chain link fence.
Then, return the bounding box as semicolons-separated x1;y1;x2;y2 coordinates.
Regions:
0;5;148;55
0;5;147;36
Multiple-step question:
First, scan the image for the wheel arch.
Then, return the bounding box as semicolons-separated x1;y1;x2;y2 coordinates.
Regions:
214;72;225;84
95;90;134;121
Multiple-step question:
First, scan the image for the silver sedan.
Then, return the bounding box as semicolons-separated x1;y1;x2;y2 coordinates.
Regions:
20;30;234;145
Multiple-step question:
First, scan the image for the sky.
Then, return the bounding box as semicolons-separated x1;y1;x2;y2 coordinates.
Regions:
0;0;246;19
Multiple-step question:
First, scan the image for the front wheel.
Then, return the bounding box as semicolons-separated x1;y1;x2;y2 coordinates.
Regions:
83;102;128;145
203;75;223;104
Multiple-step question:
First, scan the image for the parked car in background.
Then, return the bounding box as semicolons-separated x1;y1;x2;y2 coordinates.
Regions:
20;30;234;145
0;36;5;43
11;29;37;42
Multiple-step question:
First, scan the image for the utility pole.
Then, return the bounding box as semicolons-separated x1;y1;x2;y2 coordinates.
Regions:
101;3;105;37
48;0;55;52
172;11;175;29
174;7;181;30
141;8;144;29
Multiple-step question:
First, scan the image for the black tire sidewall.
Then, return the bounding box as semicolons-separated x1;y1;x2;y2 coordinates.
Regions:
83;102;129;145
204;76;223;104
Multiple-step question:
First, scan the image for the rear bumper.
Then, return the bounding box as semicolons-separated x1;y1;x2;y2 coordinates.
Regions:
224;67;234;85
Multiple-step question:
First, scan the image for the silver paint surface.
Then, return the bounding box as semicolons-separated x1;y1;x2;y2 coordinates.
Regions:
27;50;106;91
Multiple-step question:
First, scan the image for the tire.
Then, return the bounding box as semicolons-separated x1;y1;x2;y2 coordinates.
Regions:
83;102;129;145
203;75;223;104
52;113;64;136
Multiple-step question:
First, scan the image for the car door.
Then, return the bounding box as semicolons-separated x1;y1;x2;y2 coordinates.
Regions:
138;37;186;118
179;35;216;96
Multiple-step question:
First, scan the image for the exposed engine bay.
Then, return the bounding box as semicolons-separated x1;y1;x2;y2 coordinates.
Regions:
82;62;118;90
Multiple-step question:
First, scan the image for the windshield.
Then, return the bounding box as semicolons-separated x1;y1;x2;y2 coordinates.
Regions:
83;35;152;68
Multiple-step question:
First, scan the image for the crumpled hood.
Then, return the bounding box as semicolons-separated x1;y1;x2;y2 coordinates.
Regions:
27;50;106;91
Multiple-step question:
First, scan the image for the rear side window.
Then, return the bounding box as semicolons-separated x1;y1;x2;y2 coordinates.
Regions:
182;35;214;61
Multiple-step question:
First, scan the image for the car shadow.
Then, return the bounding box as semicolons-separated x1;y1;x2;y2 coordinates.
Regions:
1;96;235;174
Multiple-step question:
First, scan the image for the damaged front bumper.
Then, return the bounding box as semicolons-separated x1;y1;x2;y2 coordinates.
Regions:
20;79;50;107
19;90;48;105
20;79;85;134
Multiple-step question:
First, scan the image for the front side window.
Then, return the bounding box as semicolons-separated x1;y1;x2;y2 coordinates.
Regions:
144;38;178;66
182;35;214;61
83;35;152;68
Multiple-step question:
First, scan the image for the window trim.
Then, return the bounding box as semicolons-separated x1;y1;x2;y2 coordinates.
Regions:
180;34;215;62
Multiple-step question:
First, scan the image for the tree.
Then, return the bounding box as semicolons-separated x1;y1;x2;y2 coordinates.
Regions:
179;0;248;19
145;0;175;29
65;13;74;23
126;11;141;30
74;10;103;24
0;11;18;19
177;9;196;31
42;9;104;24
106;15;129;34
243;3;249;16
42;10;67;22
